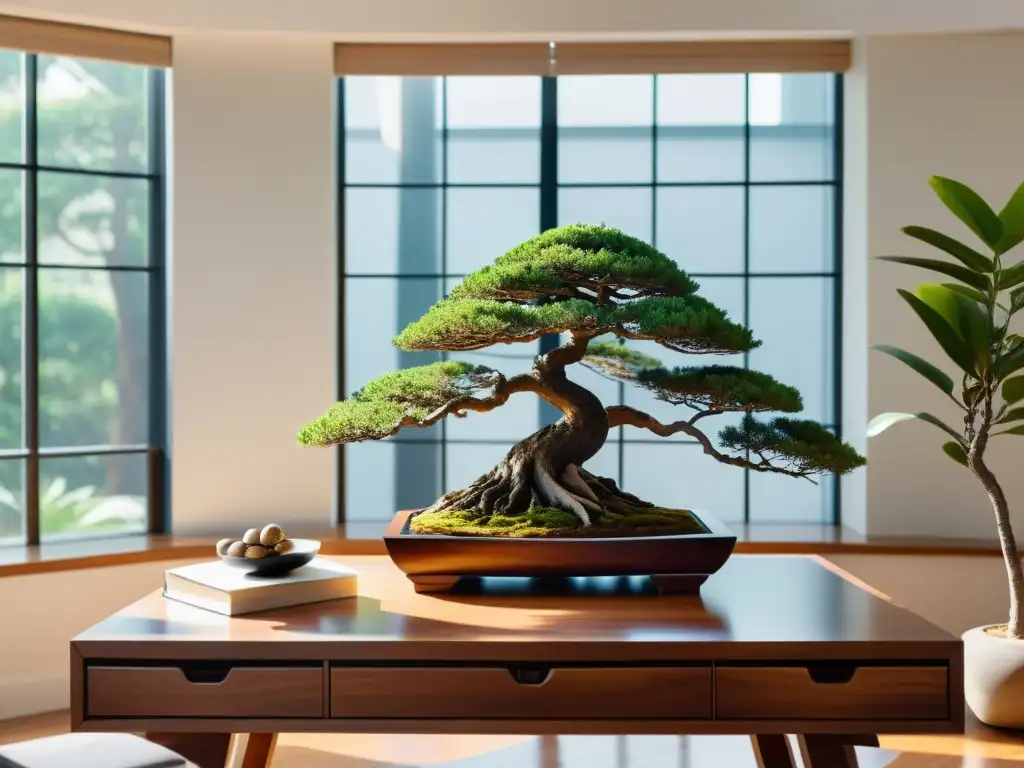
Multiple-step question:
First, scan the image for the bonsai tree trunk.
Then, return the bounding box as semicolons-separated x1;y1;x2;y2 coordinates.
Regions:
969;390;1024;638
425;332;647;524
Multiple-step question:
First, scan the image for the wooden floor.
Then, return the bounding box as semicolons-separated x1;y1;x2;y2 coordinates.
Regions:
3;711;1024;767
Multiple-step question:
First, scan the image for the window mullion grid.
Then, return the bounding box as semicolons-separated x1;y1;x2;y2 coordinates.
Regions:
23;53;39;546
831;73;845;526
741;73;752;526
146;68;167;534
336;77;347;523
439;77;448;496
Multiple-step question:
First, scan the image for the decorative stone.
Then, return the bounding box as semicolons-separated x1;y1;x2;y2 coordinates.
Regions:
274;539;295;555
245;545;269;559
260;524;285;547
226;541;247;558
215;538;233;557
242;528;262;545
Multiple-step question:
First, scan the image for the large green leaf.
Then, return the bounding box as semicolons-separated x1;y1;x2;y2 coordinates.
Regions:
996;261;1024;290
898;289;978;376
996;180;1024;255
1012;286;1024;314
941;440;969;467
997;406;1024;424
877;256;990;290
941;283;989;305
902;226;995;272
1003;375;1024;404
929;176;1004;249
866;411;965;444
871;344;954;395
994;341;1024;380
995;424;1024;436
922;283;991;373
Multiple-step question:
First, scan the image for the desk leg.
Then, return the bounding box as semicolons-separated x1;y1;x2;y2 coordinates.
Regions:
144;733;278;768
238;733;278;768
750;735;795;768
797;734;879;767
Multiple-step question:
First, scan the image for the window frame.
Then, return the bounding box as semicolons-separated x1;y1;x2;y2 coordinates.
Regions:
0;54;168;546
336;72;844;526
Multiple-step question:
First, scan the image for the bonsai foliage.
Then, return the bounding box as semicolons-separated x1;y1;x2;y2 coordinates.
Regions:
301;224;864;537
868;177;1024;638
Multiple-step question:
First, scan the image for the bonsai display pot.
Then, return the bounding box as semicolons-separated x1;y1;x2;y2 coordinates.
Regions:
964;625;1024;728
383;509;737;594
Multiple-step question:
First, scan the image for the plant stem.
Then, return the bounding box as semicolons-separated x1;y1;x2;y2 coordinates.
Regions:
970;364;1024;638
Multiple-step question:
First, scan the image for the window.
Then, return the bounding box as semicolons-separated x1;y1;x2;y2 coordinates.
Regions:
339;72;840;525
0;53;166;545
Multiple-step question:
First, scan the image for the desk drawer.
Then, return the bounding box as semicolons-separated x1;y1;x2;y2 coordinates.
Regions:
87;665;324;718
716;664;948;720
331;666;711;719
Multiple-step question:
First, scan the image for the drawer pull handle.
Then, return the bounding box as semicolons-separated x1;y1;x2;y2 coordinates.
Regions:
180;665;233;684
508;667;551;686
806;663;856;684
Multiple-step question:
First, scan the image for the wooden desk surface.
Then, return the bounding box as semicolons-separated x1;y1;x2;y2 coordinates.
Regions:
74;554;958;663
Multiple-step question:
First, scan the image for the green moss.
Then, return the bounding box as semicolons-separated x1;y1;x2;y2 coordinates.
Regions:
394;295;758;354
636;366;803;412
297;361;497;446
408;504;708;538
719;415;867;475
451;224;698;301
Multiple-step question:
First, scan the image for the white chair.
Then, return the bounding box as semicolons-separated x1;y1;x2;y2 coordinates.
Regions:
0;732;192;768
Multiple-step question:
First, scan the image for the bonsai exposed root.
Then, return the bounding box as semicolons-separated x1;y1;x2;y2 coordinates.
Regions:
422;452;656;528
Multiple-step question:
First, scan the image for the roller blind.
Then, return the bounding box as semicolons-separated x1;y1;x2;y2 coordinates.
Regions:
0;14;171;67
333;39;850;76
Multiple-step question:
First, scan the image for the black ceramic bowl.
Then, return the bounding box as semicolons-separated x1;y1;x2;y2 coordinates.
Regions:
219;538;321;576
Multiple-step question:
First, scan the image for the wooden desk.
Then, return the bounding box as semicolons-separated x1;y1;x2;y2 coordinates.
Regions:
70;555;964;768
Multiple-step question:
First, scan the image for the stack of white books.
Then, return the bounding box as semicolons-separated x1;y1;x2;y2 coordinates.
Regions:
163;558;358;616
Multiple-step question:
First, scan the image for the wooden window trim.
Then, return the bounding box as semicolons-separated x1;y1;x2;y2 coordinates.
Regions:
552;40;850;75
0;13;171;67
333;39;850;77
334;43;551;76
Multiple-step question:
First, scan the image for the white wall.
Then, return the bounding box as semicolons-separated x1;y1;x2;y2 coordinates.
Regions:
170;34;336;532
848;32;1024;539
2;0;1024;39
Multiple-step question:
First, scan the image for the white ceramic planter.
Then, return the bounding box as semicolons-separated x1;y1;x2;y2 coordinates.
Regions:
963;625;1024;728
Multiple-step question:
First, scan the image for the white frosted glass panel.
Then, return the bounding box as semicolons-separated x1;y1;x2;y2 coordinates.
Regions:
749;186;833;273
750;130;834;182
560;76;654;127
623;443;744;522
656;131;744;183
558;188;652;243
446;76;541;183
750;74;835;181
446;188;539;274
657;74;745;126
559;75;653;183
447;345;540;440
749;470;833;523
747;277;833;422
560;134;652;184
345;188;442;274
345;442;441;520
444;442;514;495
344;76;442;184
656;187;744;274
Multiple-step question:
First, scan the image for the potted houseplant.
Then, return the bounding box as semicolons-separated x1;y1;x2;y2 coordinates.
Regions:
302;224;863;592
868;176;1024;728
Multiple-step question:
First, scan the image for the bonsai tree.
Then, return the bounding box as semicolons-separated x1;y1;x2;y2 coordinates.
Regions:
301;224;864;537
869;177;1024;639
